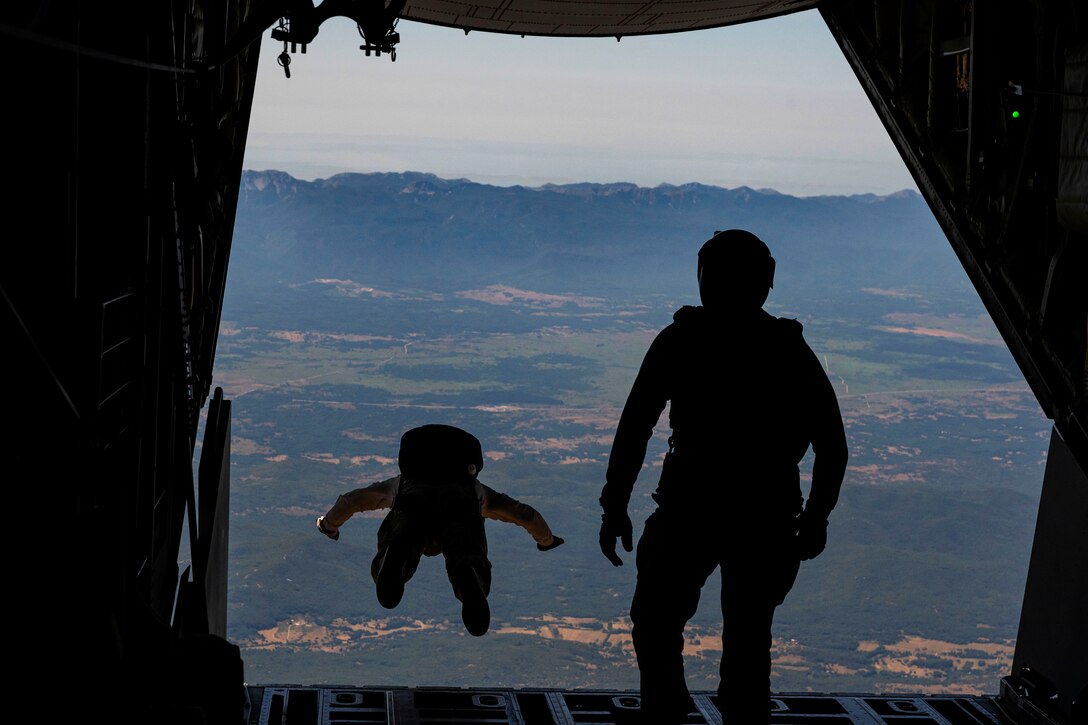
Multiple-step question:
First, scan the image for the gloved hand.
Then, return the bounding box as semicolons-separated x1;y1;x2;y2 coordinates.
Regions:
599;509;633;566
795;511;828;561
537;536;565;552
316;516;340;541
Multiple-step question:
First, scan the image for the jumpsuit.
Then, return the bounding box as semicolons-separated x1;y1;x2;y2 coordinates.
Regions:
600;304;848;724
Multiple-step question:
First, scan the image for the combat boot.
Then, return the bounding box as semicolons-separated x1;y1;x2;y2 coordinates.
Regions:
453;564;490;636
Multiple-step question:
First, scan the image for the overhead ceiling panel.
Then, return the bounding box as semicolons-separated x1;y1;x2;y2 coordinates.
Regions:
398;0;820;37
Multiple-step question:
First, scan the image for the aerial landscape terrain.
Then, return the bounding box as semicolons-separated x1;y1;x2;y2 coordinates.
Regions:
206;170;1052;696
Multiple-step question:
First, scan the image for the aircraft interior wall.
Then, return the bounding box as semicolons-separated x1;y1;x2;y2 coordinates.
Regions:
1005;427;1088;723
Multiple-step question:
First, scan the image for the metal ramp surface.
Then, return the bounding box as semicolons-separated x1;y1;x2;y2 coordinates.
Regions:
247;685;1011;724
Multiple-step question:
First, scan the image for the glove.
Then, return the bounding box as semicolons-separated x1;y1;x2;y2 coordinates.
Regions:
795;511;827;561
537;536;565;552
599;509;633;567
316;516;340;541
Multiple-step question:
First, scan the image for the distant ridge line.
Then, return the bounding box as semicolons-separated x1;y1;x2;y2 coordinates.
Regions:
240;168;919;202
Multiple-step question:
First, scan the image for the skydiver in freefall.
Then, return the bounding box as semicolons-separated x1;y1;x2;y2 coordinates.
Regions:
318;423;565;636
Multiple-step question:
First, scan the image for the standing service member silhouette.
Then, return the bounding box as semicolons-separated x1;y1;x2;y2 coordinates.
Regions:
317;424;565;637
598;230;849;724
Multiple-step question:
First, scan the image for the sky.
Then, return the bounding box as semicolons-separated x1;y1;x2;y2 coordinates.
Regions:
242;9;919;197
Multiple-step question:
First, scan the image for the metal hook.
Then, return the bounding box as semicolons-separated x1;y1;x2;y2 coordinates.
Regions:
277;47;291;78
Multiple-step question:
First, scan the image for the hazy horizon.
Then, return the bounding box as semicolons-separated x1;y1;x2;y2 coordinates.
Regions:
238;165;921;198
242;10;919;197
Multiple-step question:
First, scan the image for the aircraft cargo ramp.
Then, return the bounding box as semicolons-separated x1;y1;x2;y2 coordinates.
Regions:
244;685;1019;724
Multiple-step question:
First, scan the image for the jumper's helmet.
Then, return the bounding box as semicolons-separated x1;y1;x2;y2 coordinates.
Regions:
696;229;775;310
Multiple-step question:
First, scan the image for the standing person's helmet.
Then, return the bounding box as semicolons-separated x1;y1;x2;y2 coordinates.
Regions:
697;229;775;310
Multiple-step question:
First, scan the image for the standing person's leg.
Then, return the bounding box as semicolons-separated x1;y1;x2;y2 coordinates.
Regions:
439;507;492;636
630;509;719;725
718;533;800;723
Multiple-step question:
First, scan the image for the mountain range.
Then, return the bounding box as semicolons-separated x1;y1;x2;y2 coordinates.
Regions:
232;170;956;302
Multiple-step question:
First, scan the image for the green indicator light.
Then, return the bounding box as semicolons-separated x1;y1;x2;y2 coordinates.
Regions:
1012;110;1021;119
